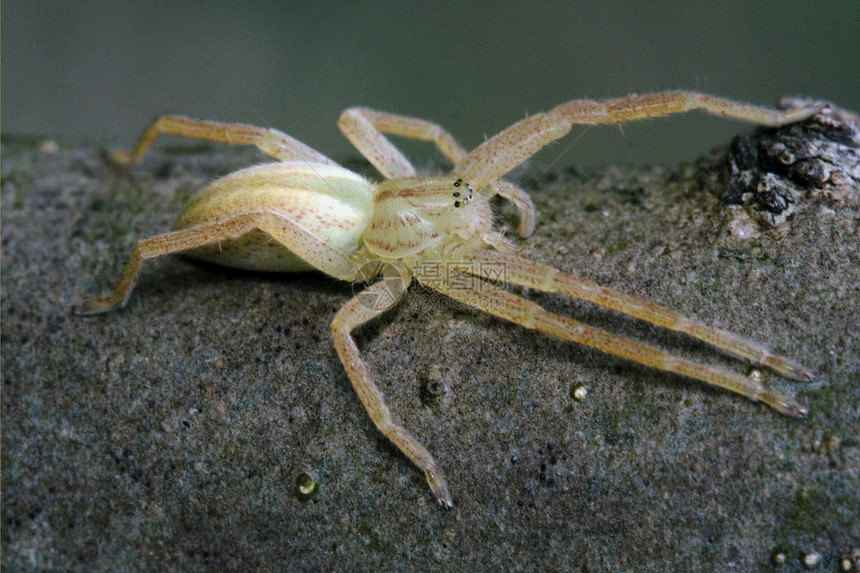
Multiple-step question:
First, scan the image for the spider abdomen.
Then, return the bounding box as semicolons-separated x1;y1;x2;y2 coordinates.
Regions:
172;162;373;271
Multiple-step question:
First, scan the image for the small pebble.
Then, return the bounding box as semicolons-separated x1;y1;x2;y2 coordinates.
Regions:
802;551;821;569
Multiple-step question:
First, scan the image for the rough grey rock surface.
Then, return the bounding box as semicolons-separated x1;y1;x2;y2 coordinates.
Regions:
2;106;859;571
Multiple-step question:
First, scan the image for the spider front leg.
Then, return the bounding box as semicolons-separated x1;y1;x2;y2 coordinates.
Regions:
420;267;806;417
111;115;337;166
74;210;357;314
455;91;823;188
331;277;453;508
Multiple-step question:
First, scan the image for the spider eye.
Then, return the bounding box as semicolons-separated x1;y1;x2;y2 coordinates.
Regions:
452;178;474;207
452;179;472;207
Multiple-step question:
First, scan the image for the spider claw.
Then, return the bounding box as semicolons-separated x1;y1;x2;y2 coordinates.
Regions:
790;365;814;383
765;391;808;419
763;355;814;382
426;469;453;509
788;403;809;419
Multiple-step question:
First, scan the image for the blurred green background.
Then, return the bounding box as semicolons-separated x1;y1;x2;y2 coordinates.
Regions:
4;2;859;168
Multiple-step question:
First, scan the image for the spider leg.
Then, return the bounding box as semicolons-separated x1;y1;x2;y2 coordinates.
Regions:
419;266;806;418
112;115;337;166
453;249;812;381
74;210;357;314
331;277;454;508
338;107;477;179
338;108;536;235
455;91;823;188
339;108;468;175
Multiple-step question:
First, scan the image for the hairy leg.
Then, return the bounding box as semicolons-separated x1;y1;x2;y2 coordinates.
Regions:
338;107;466;178
419;266;806;417
74;210;357;314
455;91;823;188
113;115;337;165
331;278;454;508
452;248;811;380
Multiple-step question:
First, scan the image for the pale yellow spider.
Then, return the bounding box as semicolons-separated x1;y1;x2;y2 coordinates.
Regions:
76;91;820;509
